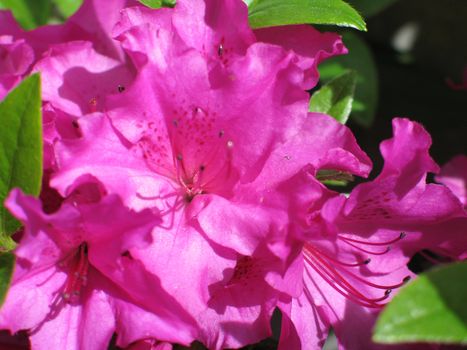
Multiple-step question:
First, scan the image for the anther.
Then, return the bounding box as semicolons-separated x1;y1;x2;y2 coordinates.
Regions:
218;130;225;138
117;85;125;93
284;155;292;160
400;232;406;239
363;258;371;265
218;44;224;57
176;154;183;161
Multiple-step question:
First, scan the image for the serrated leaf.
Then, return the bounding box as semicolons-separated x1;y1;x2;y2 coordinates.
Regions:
373;262;467;345
319;31;378;127
346;0;399;17
310;70;357;124
51;0;82;18
0;0;51;29
248;0;366;31
0;252;14;307
0;74;42;251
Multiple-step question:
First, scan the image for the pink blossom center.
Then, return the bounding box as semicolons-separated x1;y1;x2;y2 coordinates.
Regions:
228;255;263;286
58;243;89;303
138;105;235;202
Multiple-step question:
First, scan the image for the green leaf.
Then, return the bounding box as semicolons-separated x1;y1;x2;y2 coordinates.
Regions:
0;74;43;251
0;0;51;29
319;31;378;127
139;0;176;8
374;262;467;345
310;69;357;124
346;0;398;17
51;0;82;18
248;0;366;31
0;252;15;308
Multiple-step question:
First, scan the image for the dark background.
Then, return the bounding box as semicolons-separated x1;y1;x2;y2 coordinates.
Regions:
350;0;466;175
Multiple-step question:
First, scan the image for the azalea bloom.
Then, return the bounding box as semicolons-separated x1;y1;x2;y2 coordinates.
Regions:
0;35;34;100
278;118;467;349
0;185;197;350
0;0;141;173
436;155;467;208
49;0;372;348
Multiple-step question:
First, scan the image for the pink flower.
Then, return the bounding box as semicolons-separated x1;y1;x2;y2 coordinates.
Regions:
49;1;370;347
0;185;197;349
436;155;467;208
279;118;467;349
0;0;138;60
113;0;346;89
0;35;34;100
33;40;136;172
0;0;140;169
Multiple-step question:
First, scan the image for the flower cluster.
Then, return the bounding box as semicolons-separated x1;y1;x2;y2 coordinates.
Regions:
0;0;465;349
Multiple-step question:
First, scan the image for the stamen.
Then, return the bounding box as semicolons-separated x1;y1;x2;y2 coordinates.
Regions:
303;242;410;309
306;244;370;267
339;238;391;255
60;244;89;303
303;252;387;308
339;232;406;246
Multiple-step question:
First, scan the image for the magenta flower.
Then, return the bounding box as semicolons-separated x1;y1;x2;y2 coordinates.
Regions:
278;118;467;349
436;155;467;208
0;35;34;100
0;185;197;349
34;41;135;118
0;0;136;60
48;0;371;347
113;0;346;90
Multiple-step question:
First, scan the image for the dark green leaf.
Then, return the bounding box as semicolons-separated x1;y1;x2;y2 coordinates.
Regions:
51;0;82;19
248;0;366;31
0;0;51;29
0;74;42;250
0;252;14;307
374;262;467;345
319;31;378;127
139;0;176;8
346;0;399;17
310;69;357;124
